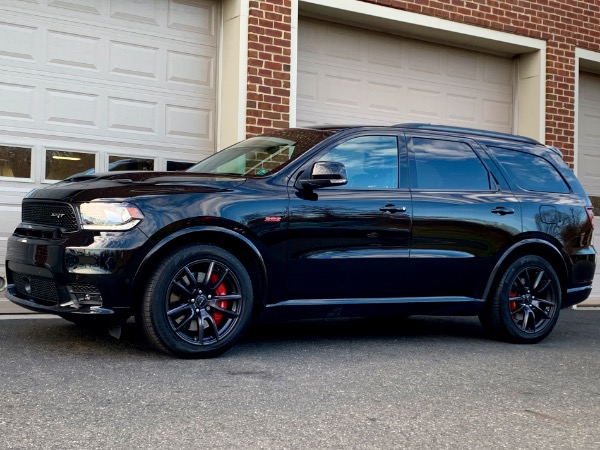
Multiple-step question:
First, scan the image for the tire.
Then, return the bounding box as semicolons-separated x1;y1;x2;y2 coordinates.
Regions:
140;244;254;358
479;255;561;344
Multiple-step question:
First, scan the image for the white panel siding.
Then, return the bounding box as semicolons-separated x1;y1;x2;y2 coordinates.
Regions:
297;18;514;132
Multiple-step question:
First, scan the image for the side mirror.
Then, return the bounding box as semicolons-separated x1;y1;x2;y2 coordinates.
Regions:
300;161;348;190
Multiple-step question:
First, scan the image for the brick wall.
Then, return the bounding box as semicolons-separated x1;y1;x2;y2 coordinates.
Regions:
247;0;292;137
246;0;600;164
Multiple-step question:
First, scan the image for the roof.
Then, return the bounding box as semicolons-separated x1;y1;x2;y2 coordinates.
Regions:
393;123;541;145
304;123;541;145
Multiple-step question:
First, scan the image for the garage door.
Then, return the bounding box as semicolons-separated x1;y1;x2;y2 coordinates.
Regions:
579;72;600;197
297;18;514;132
0;0;219;295
578;71;600;299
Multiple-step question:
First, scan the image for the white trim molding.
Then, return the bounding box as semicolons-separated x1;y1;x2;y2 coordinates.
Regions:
219;0;249;149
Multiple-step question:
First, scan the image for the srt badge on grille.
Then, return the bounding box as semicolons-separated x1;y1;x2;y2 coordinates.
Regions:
51;212;65;218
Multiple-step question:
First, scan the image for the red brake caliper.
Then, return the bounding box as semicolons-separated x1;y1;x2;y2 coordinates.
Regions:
509;290;517;316
210;274;228;326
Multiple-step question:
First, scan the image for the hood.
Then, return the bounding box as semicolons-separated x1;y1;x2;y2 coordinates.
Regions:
26;171;247;203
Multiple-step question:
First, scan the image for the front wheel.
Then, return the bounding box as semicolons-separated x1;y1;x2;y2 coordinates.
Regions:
480;255;561;344
140;244;254;358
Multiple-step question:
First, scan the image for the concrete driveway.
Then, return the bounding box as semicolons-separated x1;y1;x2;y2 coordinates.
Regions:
0;309;599;449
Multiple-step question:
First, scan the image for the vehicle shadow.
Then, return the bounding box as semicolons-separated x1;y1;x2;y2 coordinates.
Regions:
241;315;487;346
22;314;487;359
5;309;596;359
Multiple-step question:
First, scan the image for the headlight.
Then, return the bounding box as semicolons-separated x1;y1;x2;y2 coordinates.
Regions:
79;202;144;230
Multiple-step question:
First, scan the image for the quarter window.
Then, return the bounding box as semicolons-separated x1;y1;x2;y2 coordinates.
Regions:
317;136;399;189
489;147;570;193
412;138;492;190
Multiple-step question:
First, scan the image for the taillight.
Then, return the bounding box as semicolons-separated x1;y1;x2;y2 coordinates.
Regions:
585;206;594;229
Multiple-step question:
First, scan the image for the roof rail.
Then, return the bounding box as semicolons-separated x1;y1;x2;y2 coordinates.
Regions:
393;123;541;145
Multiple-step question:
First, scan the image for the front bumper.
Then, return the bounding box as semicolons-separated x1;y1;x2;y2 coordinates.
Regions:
6;228;151;317
6;284;115;316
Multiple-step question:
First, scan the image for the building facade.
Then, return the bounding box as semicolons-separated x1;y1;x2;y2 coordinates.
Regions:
1;0;600;296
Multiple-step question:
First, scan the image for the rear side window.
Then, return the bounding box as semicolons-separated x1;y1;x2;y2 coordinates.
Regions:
489;147;570;194
412;138;493;190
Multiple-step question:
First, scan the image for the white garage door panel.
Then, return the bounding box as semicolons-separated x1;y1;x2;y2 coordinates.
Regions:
5;0;218;41
579;72;600;197
578;72;600;300
0;0;219;292
0;10;217;150
297;18;514;132
0;70;214;146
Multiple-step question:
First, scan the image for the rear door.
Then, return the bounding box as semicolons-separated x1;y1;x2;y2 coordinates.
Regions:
407;134;522;299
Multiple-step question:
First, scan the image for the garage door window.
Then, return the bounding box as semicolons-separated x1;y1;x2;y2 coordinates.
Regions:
45;150;96;181
167;160;195;171
0;146;31;179
108;156;154;172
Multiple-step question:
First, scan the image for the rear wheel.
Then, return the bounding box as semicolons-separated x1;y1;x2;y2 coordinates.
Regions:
140;244;253;358
480;255;561;344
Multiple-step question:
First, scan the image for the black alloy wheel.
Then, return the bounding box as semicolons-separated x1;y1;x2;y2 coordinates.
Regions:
141;245;253;358
480;255;561;344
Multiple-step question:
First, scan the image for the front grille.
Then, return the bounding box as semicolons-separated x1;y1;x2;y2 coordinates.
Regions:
68;284;98;294
12;272;60;305
22;201;78;232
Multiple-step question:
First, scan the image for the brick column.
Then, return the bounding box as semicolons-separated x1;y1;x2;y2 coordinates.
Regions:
247;0;293;136
545;45;576;164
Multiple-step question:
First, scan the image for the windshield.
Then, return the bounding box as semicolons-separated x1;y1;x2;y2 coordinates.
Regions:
187;128;336;177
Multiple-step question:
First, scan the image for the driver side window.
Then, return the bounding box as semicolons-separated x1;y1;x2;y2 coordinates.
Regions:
317;136;399;189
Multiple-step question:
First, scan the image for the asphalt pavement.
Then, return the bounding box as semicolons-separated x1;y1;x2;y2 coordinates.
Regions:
0;309;599;449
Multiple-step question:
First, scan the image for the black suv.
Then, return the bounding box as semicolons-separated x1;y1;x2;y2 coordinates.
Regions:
5;124;595;357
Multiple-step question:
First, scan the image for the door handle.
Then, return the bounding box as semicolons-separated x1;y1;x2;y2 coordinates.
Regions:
380;204;407;214
491;206;515;215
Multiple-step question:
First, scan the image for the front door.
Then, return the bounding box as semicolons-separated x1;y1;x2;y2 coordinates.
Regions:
286;133;412;300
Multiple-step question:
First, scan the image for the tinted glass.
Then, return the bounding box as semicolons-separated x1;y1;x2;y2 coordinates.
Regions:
489;147;570;193
188;129;336;177
317;136;399;189
412;138;492;190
